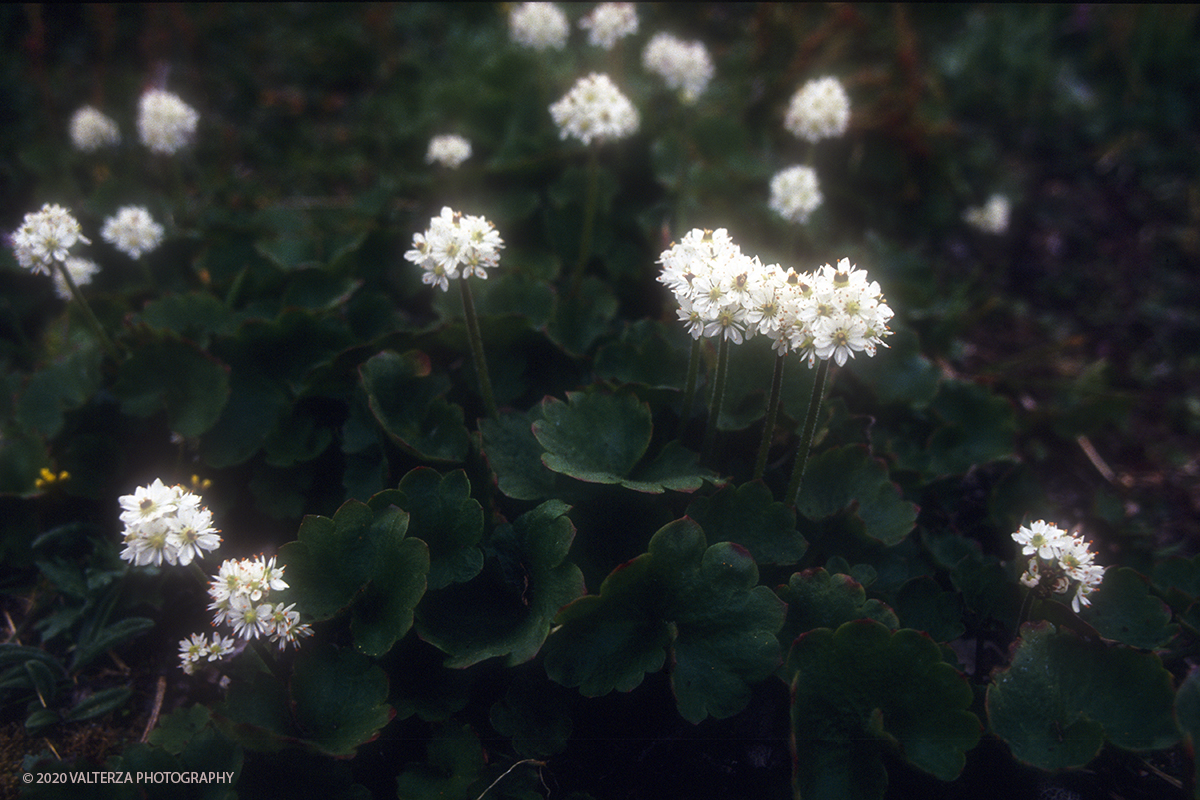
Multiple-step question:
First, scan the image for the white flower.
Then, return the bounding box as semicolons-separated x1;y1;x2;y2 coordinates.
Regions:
265;602;314;650
69;106;120;151
642;33;714;104
204;633;236;662
119;478;179;527
1013;519;1064;560
426;134;472;169
769;165;823;224
404;207;503;290
11;204;90;276
229;595;272;640
510;2;569;51
52;256;100;301
120;517;180;566
166;503;222;566
964;194;1010;234
784;76;850;143
137;89;198;155
1011;520;1104;609
178;633;209;674
119;480;218;568
101;206;164;260
580;3;638;50
550;73;640;146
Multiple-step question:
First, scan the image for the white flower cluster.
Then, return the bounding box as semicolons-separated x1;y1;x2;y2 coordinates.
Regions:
658;231;893;367
53;257;100;301
118;478;221;567
784;76;850;143
178;632;236;675
509;2;569;51
550;73;640;146
179;555;313;673
69;106;121;151
769;165;823;224
404;206;504;291
964;194;1010;234
101;205;164;260
426;134;472;169
642;33;714;104
137;89;198;155
11;204;90;276
580;3;638;50
1013;520;1105;612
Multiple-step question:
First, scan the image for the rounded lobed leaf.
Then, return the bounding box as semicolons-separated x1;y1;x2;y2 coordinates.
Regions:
687;481;808;565
533;390;652;486
794;445;917;546
986;621;1179;771
787;619;980;799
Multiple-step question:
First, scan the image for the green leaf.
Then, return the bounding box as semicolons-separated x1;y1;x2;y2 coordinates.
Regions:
924;380;1017;476
395;723;485;800
290;645;394;757
777;569;899;648
686;481;808;565
480;407;570;501
894;576;966;643
16;345;103;438
148;704;214;755
113;337;230;437
534;390;651;486
489;671;574;758
359;349;470;463
545;519;785;723
1078;567;1179;649
1175;667;1200;795
25;708;59;735
850;328;940;407
787;621;980;800
383;468;484;590
217;645;393;758
986;622;1180;770
349;506;430;657
593;320;690;390
63;686;132;722
621;440;718;495
279;500;378;620
668;536;787;722
546;276;617;357
263;406;334;467
70;617;155;672
23;659;59;704
541;554;669;697
416;501;585;667
795;445;918;545
200;374;291;468
139;291;233;347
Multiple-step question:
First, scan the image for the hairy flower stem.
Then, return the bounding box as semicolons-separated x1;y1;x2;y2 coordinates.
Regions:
569;146;600;298
677;339;701;438
786;358;829;506
460;278;498;419
701;336;730;463
53;260;121;361
754;354;787;479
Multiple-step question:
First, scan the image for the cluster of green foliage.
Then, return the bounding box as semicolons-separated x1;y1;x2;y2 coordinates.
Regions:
2;5;1199;799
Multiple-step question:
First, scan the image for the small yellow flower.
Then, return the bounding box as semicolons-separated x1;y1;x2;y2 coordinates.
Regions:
34;467;69;490
190;474;212;493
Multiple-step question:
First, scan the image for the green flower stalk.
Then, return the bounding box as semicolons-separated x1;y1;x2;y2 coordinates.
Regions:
785;357;829;505
11;203;121;361
404;207;505;419
753;353;786;479
550;73;639;296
